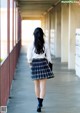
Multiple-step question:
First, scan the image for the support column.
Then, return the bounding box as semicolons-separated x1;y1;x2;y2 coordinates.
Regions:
0;8;1;61
61;4;69;62
68;3;80;69
42;15;47;35
55;3;61;58
45;13;51;44
41;17;45;30
47;13;51;44
50;9;55;56
45;14;48;41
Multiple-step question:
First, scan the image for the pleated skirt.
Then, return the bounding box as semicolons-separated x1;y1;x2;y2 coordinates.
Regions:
31;58;54;80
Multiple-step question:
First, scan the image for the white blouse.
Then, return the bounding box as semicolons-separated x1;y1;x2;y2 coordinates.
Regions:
27;41;52;63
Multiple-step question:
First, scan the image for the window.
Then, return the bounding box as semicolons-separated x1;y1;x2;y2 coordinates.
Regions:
10;0;13;51
1;0;7;60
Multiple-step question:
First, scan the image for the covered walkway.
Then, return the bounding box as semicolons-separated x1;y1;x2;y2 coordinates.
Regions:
0;0;80;113
7;46;80;113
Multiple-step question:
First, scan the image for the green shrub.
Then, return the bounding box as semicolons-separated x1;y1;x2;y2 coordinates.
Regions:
0;58;3;63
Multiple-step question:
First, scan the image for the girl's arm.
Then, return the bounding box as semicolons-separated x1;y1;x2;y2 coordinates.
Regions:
45;43;52;63
27;43;33;65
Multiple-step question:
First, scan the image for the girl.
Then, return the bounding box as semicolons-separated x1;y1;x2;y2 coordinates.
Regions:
27;27;54;112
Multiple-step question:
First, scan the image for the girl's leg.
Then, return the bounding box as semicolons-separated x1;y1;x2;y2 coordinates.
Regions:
34;79;47;112
40;79;47;99
34;79;47;98
34;80;40;98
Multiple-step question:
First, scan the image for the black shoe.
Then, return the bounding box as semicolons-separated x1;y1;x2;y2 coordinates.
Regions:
37;106;41;112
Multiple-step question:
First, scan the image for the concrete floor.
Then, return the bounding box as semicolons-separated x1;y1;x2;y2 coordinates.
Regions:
7;46;80;113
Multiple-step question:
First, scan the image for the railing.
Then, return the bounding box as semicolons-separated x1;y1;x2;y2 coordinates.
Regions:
0;40;21;106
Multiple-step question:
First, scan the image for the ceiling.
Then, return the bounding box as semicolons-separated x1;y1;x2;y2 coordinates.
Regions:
16;0;60;19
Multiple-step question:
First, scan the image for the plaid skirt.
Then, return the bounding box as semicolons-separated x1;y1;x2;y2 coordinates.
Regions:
31;58;54;80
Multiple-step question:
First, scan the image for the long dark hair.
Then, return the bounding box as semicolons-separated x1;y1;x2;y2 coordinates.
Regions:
33;27;45;54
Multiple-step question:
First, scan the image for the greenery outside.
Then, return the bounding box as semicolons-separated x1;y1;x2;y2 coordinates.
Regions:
0;58;3;63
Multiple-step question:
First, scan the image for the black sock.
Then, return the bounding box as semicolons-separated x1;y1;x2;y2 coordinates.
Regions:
37;98;43;107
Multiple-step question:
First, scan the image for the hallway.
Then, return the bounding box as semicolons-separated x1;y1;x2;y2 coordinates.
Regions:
7;46;80;113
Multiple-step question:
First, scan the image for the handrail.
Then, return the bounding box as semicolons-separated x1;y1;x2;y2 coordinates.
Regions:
0;40;21;106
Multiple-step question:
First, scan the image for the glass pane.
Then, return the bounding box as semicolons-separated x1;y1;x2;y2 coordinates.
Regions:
14;1;16;45
10;0;13;51
1;0;7;60
16;8;18;43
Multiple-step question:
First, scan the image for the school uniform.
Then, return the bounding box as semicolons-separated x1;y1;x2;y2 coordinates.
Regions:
27;41;54;80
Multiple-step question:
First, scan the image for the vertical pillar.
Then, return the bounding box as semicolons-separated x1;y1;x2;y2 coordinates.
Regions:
44;13;50;43
0;4;1;107
43;15;46;33
7;0;11;98
47;13;51;44
61;4;69;62
17;9;19;42
55;9;57;57
50;9;55;56
44;14;48;42
41;17;45;30
44;14;47;35
68;3;80;69
0;7;1;61
18;11;21;42
55;4;61;58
